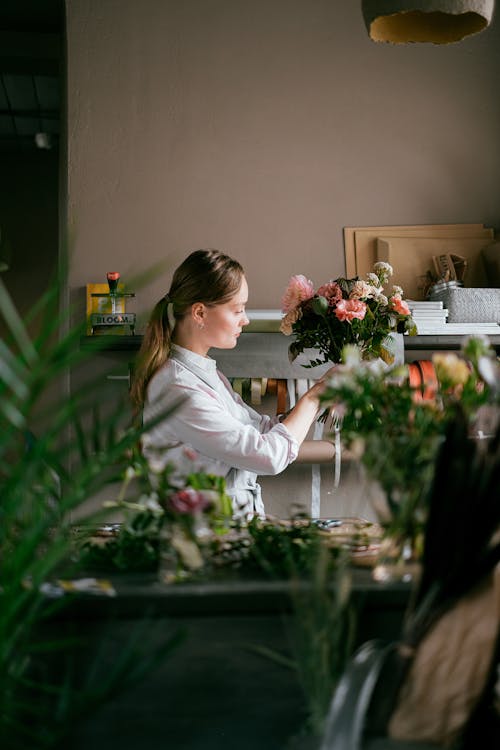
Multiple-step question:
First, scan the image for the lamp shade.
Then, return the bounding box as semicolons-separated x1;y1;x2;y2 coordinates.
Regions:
362;0;495;44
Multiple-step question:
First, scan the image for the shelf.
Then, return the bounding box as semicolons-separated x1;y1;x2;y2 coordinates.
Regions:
405;334;500;352
80;335;142;351
80;332;500;355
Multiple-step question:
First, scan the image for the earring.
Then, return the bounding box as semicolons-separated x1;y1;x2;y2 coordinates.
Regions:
198;322;205;330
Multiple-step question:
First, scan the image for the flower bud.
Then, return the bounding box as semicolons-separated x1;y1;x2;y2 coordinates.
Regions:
312;295;329;316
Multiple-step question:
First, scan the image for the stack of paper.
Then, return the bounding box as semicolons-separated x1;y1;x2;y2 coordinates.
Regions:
413;322;500;335
407;300;449;331
405;299;499;334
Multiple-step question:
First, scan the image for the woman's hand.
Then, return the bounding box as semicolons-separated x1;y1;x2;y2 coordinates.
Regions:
281;366;339;445
306;366;338;401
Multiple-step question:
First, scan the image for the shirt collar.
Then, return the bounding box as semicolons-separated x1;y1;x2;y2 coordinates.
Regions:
171;344;218;375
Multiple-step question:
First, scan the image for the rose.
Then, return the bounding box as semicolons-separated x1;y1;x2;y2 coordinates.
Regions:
281;274;315;313
168;488;212;515
335;299;367;322
389;295;411;316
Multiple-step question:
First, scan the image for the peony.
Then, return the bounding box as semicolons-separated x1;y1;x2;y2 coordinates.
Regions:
335;299;367;322
168;488;212;515
317;281;343;306
390;295;410;316
281;274;315;313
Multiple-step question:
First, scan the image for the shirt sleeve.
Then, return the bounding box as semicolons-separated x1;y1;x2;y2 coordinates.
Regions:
145;376;298;476
216;370;280;434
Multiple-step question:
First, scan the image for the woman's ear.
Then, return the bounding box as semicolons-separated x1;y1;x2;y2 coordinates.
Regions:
191;302;206;328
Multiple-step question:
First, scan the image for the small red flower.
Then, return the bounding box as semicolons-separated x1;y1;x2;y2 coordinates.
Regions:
168;488;211;515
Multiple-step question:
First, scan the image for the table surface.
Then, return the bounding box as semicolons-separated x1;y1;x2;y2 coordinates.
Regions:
48;566;413;619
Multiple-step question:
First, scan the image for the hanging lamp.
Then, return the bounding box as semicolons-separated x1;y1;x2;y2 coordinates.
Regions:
362;0;495;44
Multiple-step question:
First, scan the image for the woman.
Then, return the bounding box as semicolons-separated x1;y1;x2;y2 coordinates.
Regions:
130;248;335;519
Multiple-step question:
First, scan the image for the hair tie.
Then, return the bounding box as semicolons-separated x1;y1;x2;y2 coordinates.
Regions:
164;294;176;329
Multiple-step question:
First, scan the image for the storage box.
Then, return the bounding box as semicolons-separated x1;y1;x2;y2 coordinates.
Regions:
429;287;500;323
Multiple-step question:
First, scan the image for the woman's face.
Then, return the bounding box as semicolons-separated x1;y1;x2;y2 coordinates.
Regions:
202;276;250;349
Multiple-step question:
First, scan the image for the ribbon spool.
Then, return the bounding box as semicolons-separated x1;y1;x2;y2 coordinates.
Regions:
408;359;438;401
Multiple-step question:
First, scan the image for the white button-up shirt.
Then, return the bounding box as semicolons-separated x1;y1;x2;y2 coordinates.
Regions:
142;345;298;519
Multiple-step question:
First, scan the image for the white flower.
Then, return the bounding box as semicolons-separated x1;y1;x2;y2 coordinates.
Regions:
373;261;393;276
374;291;388;306
342;344;362;367
366;272;381;287
364;358;389;377
350;280;373;299
478;356;500;392
143;495;163;514
392;285;403;295
125;465;137;481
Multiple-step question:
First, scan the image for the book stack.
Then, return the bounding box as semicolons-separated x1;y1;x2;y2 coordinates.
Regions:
406;300;448;333
406;300;500;334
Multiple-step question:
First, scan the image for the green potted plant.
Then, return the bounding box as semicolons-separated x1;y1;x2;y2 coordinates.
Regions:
0;273;183;749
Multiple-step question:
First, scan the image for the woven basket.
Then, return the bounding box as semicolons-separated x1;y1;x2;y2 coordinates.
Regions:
429;287;500;323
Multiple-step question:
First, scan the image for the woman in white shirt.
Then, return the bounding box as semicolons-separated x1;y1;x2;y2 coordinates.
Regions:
130;248;334;519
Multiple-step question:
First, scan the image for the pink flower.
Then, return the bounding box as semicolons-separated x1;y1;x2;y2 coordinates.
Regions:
280;307;302;335
317;281;343;306
335;299;367;322
281;274;315;313
168;488;212;515
390;295;410;316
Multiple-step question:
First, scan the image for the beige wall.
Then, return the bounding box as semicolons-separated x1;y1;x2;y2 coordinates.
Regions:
64;0;500;519
65;0;500;320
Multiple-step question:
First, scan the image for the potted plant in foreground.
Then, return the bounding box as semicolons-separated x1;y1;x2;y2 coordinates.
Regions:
0;272;186;749
318;336;500;582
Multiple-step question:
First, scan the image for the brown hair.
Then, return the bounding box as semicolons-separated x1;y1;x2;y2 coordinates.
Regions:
130;249;244;409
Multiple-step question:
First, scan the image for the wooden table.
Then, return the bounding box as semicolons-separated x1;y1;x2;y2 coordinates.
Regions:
40;569;412;750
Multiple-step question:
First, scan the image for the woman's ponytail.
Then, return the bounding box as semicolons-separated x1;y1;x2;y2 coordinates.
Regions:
130;296;174;410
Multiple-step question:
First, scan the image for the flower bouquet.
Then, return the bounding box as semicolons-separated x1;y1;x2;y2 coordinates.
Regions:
318;337;500;580
80;446;233;581
280;262;417;367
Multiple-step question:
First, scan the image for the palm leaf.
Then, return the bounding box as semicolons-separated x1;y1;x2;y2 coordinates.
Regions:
0;269;182;748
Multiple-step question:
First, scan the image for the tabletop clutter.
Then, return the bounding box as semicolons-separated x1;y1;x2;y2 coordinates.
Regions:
343;223;500;334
